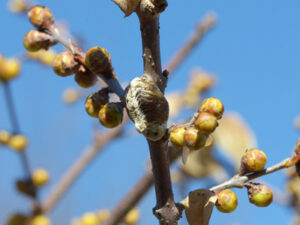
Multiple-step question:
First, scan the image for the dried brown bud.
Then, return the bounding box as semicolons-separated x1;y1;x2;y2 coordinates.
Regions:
28;5;54;30
52;52;79;76
99;103;123;128
294;139;300;177
216;189;238;213
125;77;169;141
84;89;109;118
7;213;29;225
85;47;111;74
183;127;207;150
16;179;36;197
241;148;267;173
194;111;218;134
248;184;273;207
75;65;97;88
23;30;56;52
199;97;224;120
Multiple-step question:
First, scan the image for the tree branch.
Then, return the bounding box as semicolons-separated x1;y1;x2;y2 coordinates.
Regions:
165;13;216;75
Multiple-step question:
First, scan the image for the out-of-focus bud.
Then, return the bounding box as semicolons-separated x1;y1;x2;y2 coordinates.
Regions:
27;49;56;65
85;47;111;74
247;184;273;207
0;58;21;82
52;51;78;76
170;126;186;148
8;0;30;13
0;130;11;145
30;215;51;225
23;30;56;52
97;209;110;224
123;208;140;225
241;148;267;173
7;213;29;225
75;65;97;88
183;127;207;150
216;189;238;213
28;5;54;30
8;134;28;152
62;88;81;104
85;88;109;118
31;168;49;187
80;213;99;225
99;103;123;128
199;97;224;120
194;111;218;134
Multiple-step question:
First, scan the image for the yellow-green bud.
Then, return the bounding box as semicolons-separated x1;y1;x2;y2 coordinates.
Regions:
0;58;21;82
123;208;140;225
183;127;207;150
84;89;109;118
0;130;11;145
23;30;56;52
52;51;78;76
248;184;273;207
85;47;111;74
30;215;51;225
170;126;186;148
199;97;224;120
75;65;97;88
216;189;238;213
194;111;218;134
28;5;54;30
99;103;123;128
8;134;28;152
7;214;29;225
241;148;267;173
31;168;50;187
81;213;99;225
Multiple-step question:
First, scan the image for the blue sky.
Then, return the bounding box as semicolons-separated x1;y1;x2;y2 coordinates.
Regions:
0;0;300;224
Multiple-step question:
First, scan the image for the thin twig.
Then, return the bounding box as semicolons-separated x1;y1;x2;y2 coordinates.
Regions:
41;115;129;212
165;13;216;75
210;154;300;192
3;81;40;208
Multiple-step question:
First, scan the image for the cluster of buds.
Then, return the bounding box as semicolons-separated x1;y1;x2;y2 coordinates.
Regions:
0;55;21;82
84;88;123;128
170;97;224;151
0;130;28;152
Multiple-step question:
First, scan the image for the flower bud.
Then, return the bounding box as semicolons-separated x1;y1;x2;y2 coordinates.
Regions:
248;184;273;207
75;65;97;88
28;5;54;30
241;148;267;173
97;209;110;224
199;97;224;120
0;58;21;82
7;213;29;225
183;127;207;150
216;189;238;213
170;126;186;148
0;130;11;145
8;0;30;13
8;134;28;152
31;168;49;187
30;215;51;225
99;103;123;128
85;47;111;74
194;111;218;134
123;208;140;225
85;89;109;118
16;179;36;197
52;51;78;76
23;30;56;52
81;213;99;225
